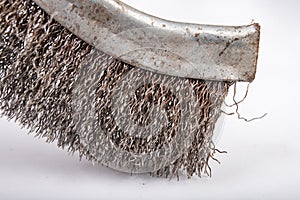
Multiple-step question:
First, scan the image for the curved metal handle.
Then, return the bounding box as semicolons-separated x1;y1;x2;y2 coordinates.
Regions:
33;0;260;81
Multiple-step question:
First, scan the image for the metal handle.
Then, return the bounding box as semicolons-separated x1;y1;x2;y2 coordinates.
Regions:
33;0;260;81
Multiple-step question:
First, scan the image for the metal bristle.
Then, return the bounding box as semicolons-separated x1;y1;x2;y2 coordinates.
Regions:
0;0;232;178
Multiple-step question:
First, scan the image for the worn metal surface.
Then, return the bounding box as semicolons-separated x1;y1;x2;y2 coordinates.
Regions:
33;0;260;81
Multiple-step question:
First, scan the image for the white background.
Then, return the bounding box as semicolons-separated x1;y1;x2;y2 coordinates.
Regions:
1;0;300;199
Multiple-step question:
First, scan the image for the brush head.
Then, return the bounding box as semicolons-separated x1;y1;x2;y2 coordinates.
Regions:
0;0;231;177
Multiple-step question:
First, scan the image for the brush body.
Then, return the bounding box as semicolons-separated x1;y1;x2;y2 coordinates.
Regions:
0;0;254;177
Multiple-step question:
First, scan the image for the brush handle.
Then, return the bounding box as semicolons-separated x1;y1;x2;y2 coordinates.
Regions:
33;0;260;82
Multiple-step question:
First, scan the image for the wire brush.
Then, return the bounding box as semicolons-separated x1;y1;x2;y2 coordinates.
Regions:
0;0;260;178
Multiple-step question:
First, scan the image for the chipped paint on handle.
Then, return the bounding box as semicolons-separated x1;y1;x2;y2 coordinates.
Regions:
33;0;260;82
